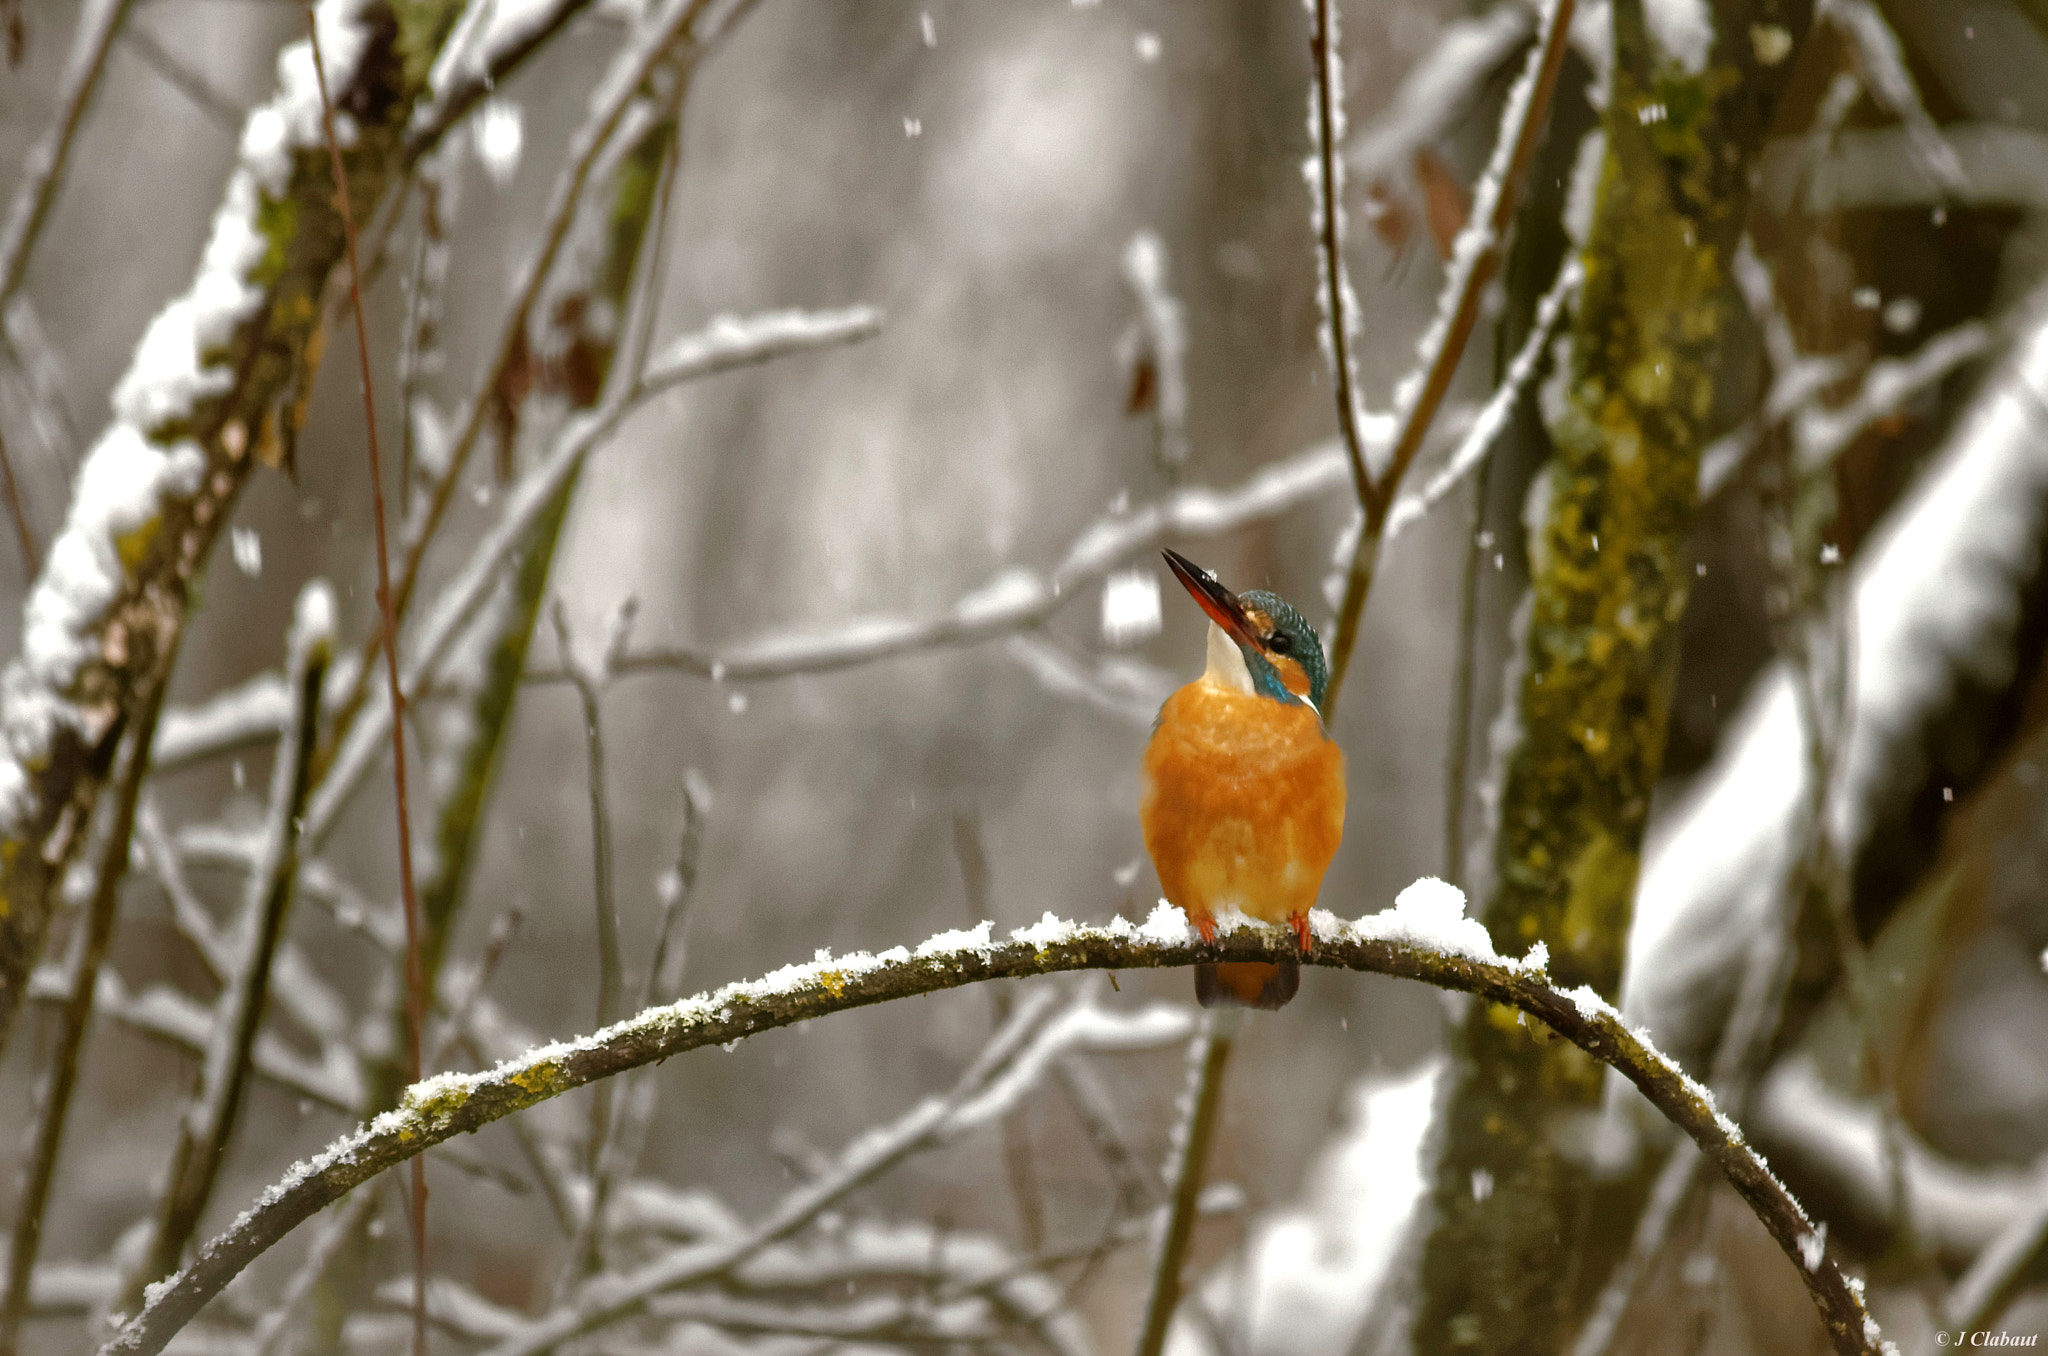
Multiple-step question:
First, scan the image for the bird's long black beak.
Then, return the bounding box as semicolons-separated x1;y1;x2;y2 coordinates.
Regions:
1162;549;1261;650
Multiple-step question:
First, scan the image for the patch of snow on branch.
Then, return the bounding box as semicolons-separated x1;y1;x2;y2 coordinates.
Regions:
0;0;378;832
1627;303;2048;1069
1347;4;1534;184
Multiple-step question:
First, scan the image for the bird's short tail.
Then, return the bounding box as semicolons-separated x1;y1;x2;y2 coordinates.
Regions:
1195;960;1299;1010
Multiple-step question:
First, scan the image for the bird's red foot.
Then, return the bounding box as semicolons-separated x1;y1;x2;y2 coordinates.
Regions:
1291;913;1312;954
1192;913;1219;943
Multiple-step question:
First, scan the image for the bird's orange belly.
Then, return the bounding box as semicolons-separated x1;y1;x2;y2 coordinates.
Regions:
1140;683;1346;929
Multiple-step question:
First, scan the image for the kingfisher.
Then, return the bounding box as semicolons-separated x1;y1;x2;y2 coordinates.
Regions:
1141;549;1346;1009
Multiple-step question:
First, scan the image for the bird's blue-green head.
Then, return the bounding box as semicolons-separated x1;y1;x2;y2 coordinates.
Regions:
1161;549;1330;712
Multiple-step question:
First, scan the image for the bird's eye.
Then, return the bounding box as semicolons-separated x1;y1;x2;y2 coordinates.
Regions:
1267;633;1293;656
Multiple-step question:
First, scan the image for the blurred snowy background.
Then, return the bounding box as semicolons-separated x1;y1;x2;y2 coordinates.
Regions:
0;0;2047;1352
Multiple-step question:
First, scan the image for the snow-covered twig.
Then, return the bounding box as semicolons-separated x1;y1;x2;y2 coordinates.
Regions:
1699;239;1993;498
1754;1056;2041;1266
1384;256;1581;542
1817;0;1968;199
1346;3;1535;187
103;882;1890;1356
1763;123;2048;216
1795;320;1993;470
1304;0;1376;505
1121;231;1190;474
1573;841;1806;1356
1003;633;1172;729
474;988;1174;1356
1627;302;2048;1076
23;966;361;1112
309;302;882;847
1322;0;1576;716
408;0;597;161
637;304;884;394
525;440;1347;689
122;585;333;1309
326;0;730;748
0;0;463;1051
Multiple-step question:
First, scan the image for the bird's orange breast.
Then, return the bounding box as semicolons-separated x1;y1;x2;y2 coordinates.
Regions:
1140;680;1346;930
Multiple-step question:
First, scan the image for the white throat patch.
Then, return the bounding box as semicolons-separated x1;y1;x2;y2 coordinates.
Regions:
1203;621;1256;696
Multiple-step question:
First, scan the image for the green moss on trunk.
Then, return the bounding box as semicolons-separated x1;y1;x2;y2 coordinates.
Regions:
1414;1;1810;1350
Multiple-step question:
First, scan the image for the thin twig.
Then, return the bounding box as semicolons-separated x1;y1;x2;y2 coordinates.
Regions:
524;431;1343;691
1054;1056;1162;1213
1941;1157;2048;1335
102;898;1892;1356
1306;0;1375;504
0;424;34;575
1133;1011;1235;1356
249;1189;379;1356
301;11;430;1353
0;0;137;572
0;698;160;1356
324;0;720;753
305;305;885;847
552;601;625;1038
122;590;332;1308
396;162;456;500
547;599;625;1285
119;21;244;131
0;0;137;302
1321;0;1575;717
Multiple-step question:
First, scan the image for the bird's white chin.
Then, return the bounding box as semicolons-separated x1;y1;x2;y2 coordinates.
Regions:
1203;621;1256;696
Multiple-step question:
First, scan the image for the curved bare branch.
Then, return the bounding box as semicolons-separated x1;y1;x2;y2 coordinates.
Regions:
104;888;1886;1356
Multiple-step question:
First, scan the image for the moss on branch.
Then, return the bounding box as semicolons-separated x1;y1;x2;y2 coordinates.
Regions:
0;0;475;1052
1416;0;1814;1348
103;906;1883;1356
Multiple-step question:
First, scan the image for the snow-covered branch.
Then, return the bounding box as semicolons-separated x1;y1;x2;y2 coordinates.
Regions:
1627;300;2048;1073
1345;2;1535;188
308;302;879;845
1383;256;1580;542
326;0;729;745
1322;0;1576;713
0;0;471;1052
105;881;1888;1356
527;439;1350;686
121;585;333;1310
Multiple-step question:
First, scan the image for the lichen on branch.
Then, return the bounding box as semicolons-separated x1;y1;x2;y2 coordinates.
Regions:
104;885;1885;1356
1415;0;1815;1349
0;0;470;1054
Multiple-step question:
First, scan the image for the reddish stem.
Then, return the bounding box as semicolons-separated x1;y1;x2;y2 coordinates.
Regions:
301;8;430;1354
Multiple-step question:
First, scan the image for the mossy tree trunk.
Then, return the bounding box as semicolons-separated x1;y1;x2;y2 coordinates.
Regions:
1413;0;1812;1350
